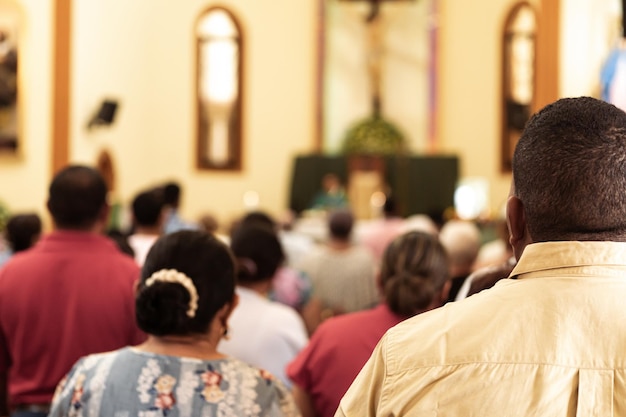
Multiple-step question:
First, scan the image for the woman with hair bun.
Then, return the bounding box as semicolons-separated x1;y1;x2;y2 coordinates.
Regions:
48;230;300;417
287;231;450;417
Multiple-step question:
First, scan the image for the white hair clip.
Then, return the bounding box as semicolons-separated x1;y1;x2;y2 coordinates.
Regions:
145;269;199;318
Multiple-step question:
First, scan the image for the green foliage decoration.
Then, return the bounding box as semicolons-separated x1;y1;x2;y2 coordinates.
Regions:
341;115;407;156
0;200;9;233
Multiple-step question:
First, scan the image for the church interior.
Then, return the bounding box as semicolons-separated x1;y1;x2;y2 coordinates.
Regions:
3;1;626;415
0;0;621;230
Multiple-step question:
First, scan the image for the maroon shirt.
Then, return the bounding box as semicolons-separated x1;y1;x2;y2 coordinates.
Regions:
287;304;403;417
0;231;145;406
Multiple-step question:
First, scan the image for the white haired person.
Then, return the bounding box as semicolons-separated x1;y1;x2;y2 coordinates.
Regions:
438;219;481;302
48;230;299;417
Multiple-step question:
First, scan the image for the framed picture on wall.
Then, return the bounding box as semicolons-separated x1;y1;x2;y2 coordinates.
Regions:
0;2;20;154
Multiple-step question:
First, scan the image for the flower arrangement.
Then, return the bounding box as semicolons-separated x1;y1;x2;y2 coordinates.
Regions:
340;115;407;156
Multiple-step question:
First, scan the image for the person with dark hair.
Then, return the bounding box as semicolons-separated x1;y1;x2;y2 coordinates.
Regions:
338;97;626;416
0;165;144;417
220;225;308;388
287;231;449;417
162;182;180;207
0;213;42;268
46;165;108;229
297;209;378;320
162;181;198;234
48;230;299;416
240;210;277;229
328;209;352;239
5;213;41;252
128;188;165;265
236;210;314;314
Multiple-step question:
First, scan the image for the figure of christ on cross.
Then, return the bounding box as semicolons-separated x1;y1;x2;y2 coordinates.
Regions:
339;0;415;116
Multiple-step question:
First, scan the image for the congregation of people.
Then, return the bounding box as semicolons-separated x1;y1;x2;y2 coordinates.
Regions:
2;96;626;416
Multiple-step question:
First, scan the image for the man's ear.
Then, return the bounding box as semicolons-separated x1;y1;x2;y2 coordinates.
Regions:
506;195;528;260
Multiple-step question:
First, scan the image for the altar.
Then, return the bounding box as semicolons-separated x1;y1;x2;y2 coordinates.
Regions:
289;154;458;219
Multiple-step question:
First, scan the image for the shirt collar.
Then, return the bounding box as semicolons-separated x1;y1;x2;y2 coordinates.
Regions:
511;241;626;278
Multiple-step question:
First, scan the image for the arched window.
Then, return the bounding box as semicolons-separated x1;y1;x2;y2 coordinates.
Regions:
501;2;536;172
196;7;243;171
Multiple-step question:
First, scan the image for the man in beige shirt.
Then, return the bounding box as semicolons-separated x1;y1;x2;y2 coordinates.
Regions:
337;96;626;416
297;209;378;319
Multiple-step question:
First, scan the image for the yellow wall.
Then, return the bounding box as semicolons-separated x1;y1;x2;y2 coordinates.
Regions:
437;0;527;215
70;0;316;226
0;0;616;227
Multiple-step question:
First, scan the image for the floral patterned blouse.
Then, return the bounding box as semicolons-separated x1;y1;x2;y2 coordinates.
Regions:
48;347;301;417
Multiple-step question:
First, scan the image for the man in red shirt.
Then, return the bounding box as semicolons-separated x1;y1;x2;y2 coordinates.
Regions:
0;165;145;417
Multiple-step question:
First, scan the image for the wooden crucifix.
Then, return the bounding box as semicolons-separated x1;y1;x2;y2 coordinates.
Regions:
340;0;415;116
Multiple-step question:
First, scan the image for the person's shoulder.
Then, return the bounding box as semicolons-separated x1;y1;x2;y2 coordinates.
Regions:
380;303;457;372
70;233;137;263
220;357;287;388
89;346;127;361
241;293;301;321
53;349;125;403
383;282;521;368
264;301;308;342
227;359;300;411
222;356;269;375
0;248;41;284
71;348;124;374
346;244;375;260
210;358;299;415
303;310;366;347
99;238;140;269
101;251;140;279
296;245;326;263
266;299;305;324
112;249;141;267
319;307;379;333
